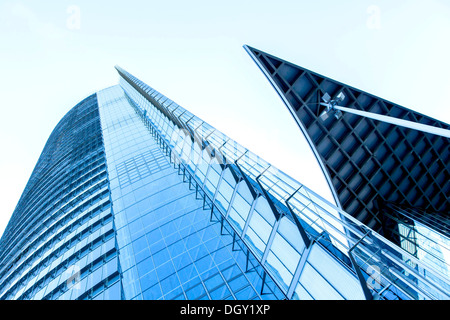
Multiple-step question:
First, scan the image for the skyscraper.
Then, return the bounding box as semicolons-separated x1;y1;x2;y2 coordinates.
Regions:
0;50;448;300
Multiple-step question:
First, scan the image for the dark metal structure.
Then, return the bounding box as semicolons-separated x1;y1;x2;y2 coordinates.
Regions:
245;45;450;237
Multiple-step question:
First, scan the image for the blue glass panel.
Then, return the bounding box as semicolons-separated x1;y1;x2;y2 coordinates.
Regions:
160;273;181;295
209;285;231;300
235;285;257;300
185;282;207;299
140;270;159;292
307;245;365;300
137;257;155;276
142;284;163;300
299;263;343;300
156;261;176;280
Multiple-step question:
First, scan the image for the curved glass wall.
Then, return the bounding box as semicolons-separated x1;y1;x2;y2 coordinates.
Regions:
116;66;450;300
97;86;284;300
0;94;121;300
1;65;448;300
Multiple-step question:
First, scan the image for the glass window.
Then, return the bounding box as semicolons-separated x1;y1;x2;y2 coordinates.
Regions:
156;261;175;280
142;283;163;300
227;274;249;293
194;254;214;275
293;282;313;300
308;245;364;300
245;198;274;259
265;251;293;292
209;284;231;300
185;282;207;299
227;182;253;234
270;231;301;274
244;227;266;259
152;248;171;266
227;207;246;234
132;236;148;254
277;217;305;253
299;263;343;300
214;168;235;212
167;239;186;258
103;281;122;300
235;285;257;300
137;257;155;276
204;273;224;292
159;273;181;295
204;161;222;198
103;257;118;278
177;263;198;285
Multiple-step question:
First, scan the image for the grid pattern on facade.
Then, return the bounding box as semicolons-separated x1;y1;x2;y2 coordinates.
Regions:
116;150;168;187
245;45;450;233
97;86;284;300
116;65;450;300
2;62;449;301
0;94;121;300
116;70;375;300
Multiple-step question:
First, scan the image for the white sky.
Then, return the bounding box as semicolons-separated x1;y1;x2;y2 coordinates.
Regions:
0;0;449;239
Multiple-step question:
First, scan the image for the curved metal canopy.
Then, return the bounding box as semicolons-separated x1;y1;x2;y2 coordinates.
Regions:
245;45;450;235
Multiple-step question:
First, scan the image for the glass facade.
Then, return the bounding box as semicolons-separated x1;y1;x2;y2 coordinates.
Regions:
96;86;283;300
382;204;450;297
0;95;120;300
0;65;448;300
